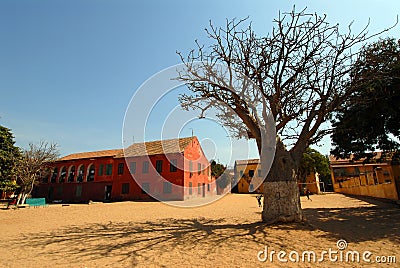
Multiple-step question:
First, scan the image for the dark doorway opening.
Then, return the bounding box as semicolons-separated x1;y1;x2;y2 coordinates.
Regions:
105;185;112;201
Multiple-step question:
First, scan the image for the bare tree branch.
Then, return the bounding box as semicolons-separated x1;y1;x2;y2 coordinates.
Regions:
15;141;59;204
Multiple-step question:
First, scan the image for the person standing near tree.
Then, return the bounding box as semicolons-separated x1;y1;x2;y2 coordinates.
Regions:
256;195;262;207
306;189;312;201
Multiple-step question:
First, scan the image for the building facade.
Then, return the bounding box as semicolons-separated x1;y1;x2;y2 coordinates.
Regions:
233;159;321;194
233;159;264;194
330;155;400;201
33;137;217;203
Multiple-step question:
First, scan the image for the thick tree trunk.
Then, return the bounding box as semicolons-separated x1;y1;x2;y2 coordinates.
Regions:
261;140;303;224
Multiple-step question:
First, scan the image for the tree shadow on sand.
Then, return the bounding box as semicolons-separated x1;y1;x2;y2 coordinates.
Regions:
15;196;400;265
18;218;274;265
301;197;400;244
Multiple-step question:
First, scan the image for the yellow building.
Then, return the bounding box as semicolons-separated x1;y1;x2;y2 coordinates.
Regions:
234;159;322;194
233;159;263;193
330;155;400;201
299;171;321;195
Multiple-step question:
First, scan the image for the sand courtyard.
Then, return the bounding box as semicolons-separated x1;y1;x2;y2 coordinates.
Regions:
0;193;399;267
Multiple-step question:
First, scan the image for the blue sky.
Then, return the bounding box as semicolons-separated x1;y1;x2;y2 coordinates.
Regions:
1;0;399;165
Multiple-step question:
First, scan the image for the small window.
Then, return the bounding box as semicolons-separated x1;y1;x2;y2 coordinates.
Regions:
258;169;262;177
106;164;113;176
170;159;177;172
198;163;201;175
99;164;104;176
198;183;201;194
249;183;254;192
240;170;243;177
129;162;136;174
189;182;192;195
202;164;205;175
156;160;163;173
249;170;255;178
142;182;150;194
143;161;149;174
118;163;124;175
122;183;130;194
163;182;172;193
189;161;193;172
207;184;210;192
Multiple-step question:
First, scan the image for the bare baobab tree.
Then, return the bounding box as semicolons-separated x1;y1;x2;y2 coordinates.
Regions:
15;141;59;205
177;8;396;223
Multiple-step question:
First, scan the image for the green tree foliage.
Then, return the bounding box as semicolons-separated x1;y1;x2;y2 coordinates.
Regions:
210;160;225;177
0;125;20;192
299;148;331;185
331;38;400;160
210;160;231;189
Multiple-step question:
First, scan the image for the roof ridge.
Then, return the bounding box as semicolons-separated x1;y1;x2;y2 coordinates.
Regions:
56;137;196;161
138;136;194;143
64;148;122;155
118;136;196;158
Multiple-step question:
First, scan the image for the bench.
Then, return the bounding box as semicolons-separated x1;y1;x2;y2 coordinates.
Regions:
25;198;48;208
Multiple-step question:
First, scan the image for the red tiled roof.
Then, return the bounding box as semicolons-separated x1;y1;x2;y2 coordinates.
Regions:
58;149;123;161
116;137;195;158
56;137;195;161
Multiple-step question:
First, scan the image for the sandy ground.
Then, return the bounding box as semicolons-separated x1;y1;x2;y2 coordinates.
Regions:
0;193;399;267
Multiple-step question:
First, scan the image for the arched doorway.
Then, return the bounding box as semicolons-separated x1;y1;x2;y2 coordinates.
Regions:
77;165;85;182
68;166;76;182
50;168;58;183
87;164;95;182
59;167;67;183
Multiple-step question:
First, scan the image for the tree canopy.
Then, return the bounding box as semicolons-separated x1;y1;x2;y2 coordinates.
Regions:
210;160;232;189
299;148;331;185
15;141;59;204
0;125;20;192
331;38;400;160
210;160;225;177
177;7;394;223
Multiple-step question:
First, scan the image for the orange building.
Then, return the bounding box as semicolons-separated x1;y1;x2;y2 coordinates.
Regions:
330;155;400;201
33;137;217;203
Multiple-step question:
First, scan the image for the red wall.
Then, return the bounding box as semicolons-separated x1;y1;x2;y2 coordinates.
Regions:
35;157;115;203
183;138;216;199
46;157;115;183
112;152;185;201
34;137;217;203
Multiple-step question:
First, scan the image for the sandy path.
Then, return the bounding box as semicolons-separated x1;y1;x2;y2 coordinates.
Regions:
0;193;399;267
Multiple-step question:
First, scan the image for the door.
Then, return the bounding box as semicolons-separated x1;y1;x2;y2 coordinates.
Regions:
75;185;82;197
105;185;112;201
48;187;54;201
202;183;206;197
